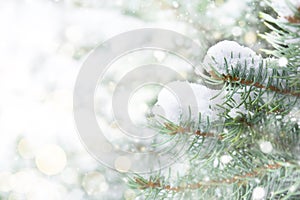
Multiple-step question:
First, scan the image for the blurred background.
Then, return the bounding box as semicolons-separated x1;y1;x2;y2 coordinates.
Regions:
0;0;269;199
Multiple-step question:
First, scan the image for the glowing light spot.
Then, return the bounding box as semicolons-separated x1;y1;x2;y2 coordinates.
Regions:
220;155;233;164
259;141;273;154
17;138;35;159
213;158;219;168
252;187;265;200
114;156;131;172
232;27;242;36
35;144;67;176
215;0;224;6
244;31;257;45
82;172;107;195
213;32;222;39
289;185;297;192
124;189;136;200
172;1;179;8
204;176;210;182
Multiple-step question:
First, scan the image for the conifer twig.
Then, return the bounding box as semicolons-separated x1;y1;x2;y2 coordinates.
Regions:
222;74;300;97
134;163;283;192
163;123;223;139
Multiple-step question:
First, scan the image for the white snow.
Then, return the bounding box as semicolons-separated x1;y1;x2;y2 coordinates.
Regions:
200;41;285;96
152;80;254;125
228;107;246;118
201;40;262;76
271;0;300;17
289;185;297;192
213;158;219;168
220;155;233;164
278;57;288;67
153;81;224;124
252;187;266;200
259;141;273;154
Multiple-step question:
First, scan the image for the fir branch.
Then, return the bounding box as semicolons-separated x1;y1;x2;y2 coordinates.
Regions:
259;1;300;90
222;73;300;97
133;3;300;199
132;163;283;192
163;122;223;140
195;130;224;140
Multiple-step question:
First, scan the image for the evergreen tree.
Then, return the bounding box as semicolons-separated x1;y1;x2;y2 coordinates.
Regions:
128;0;300;199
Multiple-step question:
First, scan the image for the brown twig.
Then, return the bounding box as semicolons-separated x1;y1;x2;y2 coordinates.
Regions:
195;130;224;140
164;123;223;140
134;163;282;191
222;74;300;97
285;7;300;23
